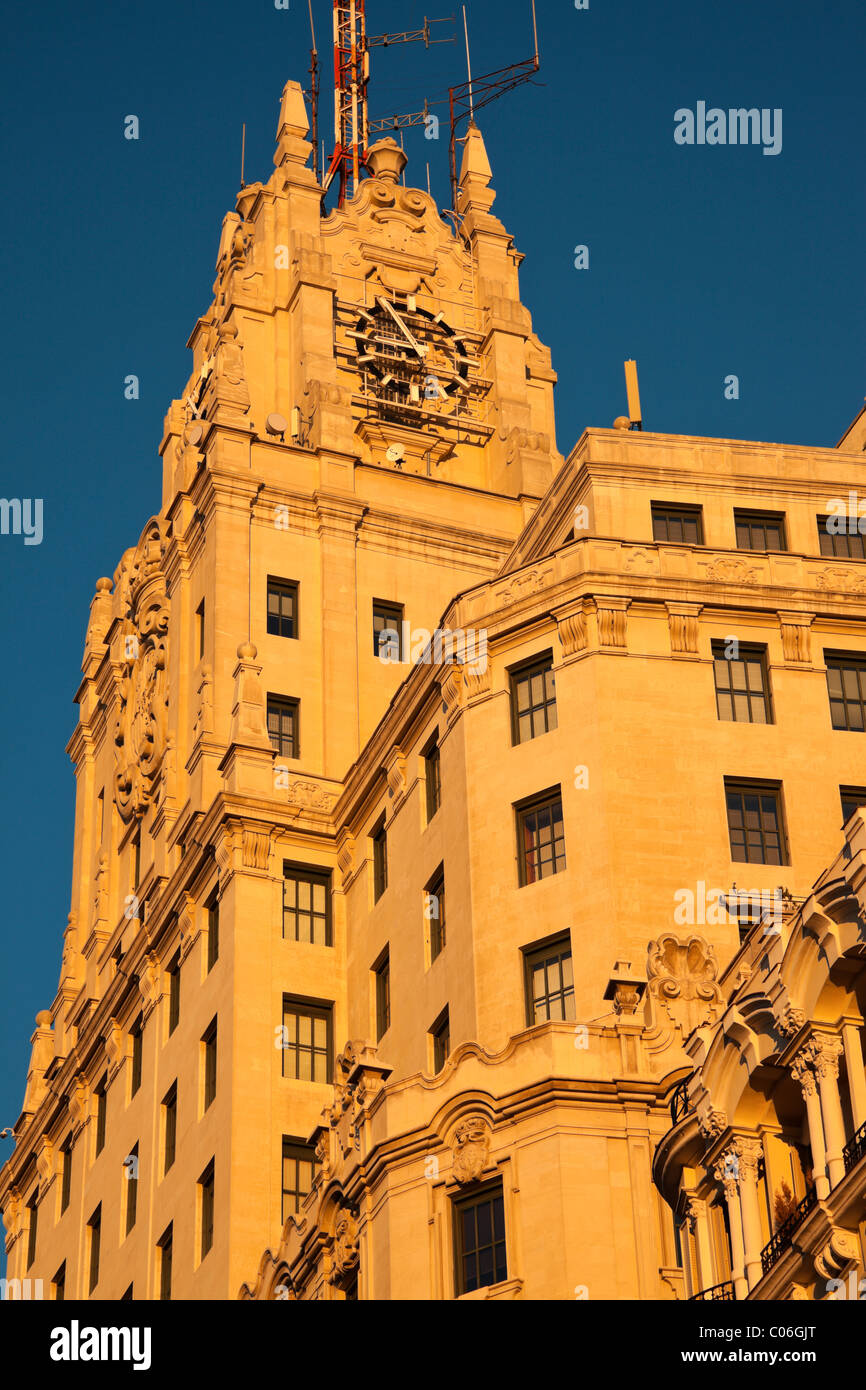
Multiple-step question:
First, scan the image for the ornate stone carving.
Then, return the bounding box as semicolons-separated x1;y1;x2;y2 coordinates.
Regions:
105;1018;125;1078
287;780;339;814
137;952;162;1020
336;827;356;890
811;1032;843;1081
438;664;465;725
193;665;214;741
790;1048;818;1097
814;1227;860;1280
451;1115;492;1185
731;1137;763;1184
774;1005;806;1039
555;605;587;657
69;1074;91;1133
35;1134;55;1188
596;601;628;648
779;613;813;663
383;745;408;805
815;566;866;594
113;518;170;823
22;1012;54;1115
242;829;271;870
646;935;723;1032
329;1208;360;1283
700;1108;729;1143
667;604;702;654
704;557;762;585
493;565;554;607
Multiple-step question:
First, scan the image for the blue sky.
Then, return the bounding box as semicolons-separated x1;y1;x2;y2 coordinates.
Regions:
0;0;863;1265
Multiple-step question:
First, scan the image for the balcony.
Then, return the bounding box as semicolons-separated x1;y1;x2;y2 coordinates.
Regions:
843;1118;866;1173
760;1184;818;1276
690;1280;734;1301
669;1079;691;1126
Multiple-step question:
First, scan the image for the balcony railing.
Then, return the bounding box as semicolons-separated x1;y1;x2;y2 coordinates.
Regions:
690;1280;734;1301
843;1118;866;1173
669;1079;691;1126
760;1184;818;1276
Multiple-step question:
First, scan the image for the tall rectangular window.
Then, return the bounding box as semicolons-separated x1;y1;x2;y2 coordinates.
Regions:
734;510;786;551
510;654;557;744
651;503;703;544
431;1007;450;1074
267;578;299;639
282;865;332;945
60;1140;72;1214
52;1263;66;1302
158;1224;172;1300
426;865;446;962
130;1016;143;1096
203;1018;217;1111
453;1184;507;1295
281;998;332;1083
195;599;205;660
267;695;299;758
725;780;787;865
372;819;388;901
373;600;404;659
374;949;390;1041
163;1083;177;1173
95;1076;107;1156
97;788;104;844
26;1189;38;1269
712;642;771;723
199;1161;215;1261
840;786;866;825
125;1144;139;1236
132;830;141;891
207;896;219;971
424;737;441;821
281;1138;317;1223
88;1205;101;1293
516;790;566;885
168;954;181;1035
826;653;866;731
524;936;575;1023
818;516;866;559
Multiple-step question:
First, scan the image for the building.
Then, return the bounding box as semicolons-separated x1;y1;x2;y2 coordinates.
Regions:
3;65;866;1303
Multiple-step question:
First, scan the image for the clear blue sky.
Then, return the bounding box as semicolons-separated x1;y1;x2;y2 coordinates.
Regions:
0;0;863;1265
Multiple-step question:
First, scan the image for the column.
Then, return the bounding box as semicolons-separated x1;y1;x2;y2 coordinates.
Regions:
813;1034;847;1189
734;1139;765;1291
686;1196;714;1295
842;1023;866;1133
714;1148;747;1300
791;1049;829;1199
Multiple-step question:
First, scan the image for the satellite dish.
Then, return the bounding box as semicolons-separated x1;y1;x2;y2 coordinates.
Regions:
386;443;405;463
266;412;289;437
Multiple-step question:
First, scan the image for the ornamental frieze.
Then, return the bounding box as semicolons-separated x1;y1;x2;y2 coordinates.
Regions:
113;518;170;824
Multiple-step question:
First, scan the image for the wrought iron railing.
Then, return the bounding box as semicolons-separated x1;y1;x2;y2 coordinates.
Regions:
760;1184;818;1276
690;1280;734;1302
669;1079;691;1125
843;1118;866;1173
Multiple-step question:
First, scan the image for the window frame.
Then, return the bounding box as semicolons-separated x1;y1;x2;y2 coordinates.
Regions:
651;502;704;545
426;864;446;963
199;1160;215;1261
733;509;787;552
523;933;576;1025
167;953;181;1035
453;1181;508;1296
724;778;788;866
130;1015;143;1096
125;1143;139;1236
203;1017;218;1111
60;1140;72;1214
157;1223;173;1301
372;599;404;660
825;651;866;732
266;577;299;640
267;694;300;760
515;788;567;886
207;895;219;971
374;947;391;1042
94;1076;107;1156
430;1006;450;1074
712;641;772;724
372;818;388;902
281;996;333;1084
88;1204;102;1294
281;1137;318;1223
509;651;558;745
163;1083;178;1174
282;862;333;946
840;786;866;825
424;735;441;822
818;516;866;560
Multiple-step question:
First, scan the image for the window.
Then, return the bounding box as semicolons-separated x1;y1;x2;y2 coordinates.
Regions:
725;780;787;865
267;695;299;759
373;600;404;660
426;865;446;962
158;1224;172;1300
26;1189;38;1269
207;896;219;971
712;642;771;723
168;954;180;1034
132;830;141;891
281;1138;317;1223
282;865;332;945
734;510;786;551
826;653;866;731
125;1144;139;1235
60;1140;72;1214
52;1263;66;1302
524;936;575;1023
840;786;866;825
131;1016;143;1096
203;1018;217;1111
818;516;866;559
453;1183;507;1295
199;1161;215;1260
372;819;388;901
516;790;566;885
510;654;557;744
163;1083;177;1173
195;599;205;660
374;949;390;1040
121;1283;133;1301
267;578;298;639
430;1007;450;1073
97;788;104;844
95;1076;107;1155
281;998;332;1083
88;1205;101;1293
424;737;441;820
651;503;703;544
